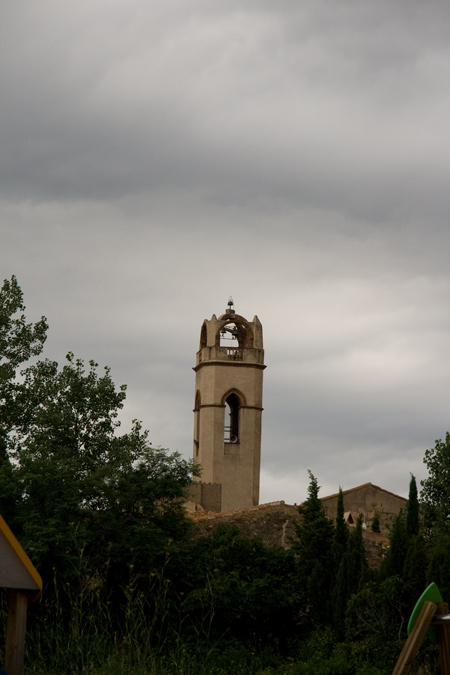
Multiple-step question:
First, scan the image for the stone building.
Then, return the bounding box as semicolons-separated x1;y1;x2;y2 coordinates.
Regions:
321;483;407;535
192;298;265;512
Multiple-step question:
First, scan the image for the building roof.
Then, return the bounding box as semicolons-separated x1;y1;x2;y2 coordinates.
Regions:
320;482;407;503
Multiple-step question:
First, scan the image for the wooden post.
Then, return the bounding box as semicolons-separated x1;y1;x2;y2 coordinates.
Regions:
435;602;450;675
5;589;28;675
392;601;437;675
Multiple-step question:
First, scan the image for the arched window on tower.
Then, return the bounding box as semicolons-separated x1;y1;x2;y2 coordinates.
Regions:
224;393;240;443
194;391;201;456
200;323;207;349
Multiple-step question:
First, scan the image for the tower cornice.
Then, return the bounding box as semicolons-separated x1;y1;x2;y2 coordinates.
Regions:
193;360;266;373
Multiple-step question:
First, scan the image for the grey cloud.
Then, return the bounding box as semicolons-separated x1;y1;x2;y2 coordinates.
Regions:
2;0;449;225
1;0;449;504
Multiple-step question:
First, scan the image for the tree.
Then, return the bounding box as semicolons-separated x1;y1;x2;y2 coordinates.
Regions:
0;276;49;523
175;525;304;650
333;487;348;563
2;353;199;595
403;533;427;604
345;576;406;669
346;514;368;595
420;433;450;535
332;514;368;637
0;279;200;623
0;275;48;379
294;472;335;626
295;472;335;573
386;475;426;607
371;512;381;533
0;275;48;432
406;474;419;538
427;533;450;601
381;511;407;579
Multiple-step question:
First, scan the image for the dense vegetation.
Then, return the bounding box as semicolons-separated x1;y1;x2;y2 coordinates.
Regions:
1;276;449;674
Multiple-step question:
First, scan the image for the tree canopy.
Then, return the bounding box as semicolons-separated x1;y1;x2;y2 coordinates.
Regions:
420;432;450;534
0;275;48;434
0;276;199;598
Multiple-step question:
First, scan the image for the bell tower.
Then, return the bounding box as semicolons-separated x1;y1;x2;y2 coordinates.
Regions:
193;298;265;511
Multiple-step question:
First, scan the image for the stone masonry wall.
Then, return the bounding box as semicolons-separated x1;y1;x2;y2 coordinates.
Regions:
190;501;300;548
189;500;389;567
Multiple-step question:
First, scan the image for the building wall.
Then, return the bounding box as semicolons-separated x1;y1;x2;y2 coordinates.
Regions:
189;500;389;568
187;482;222;512
190;502;301;548
321;483;407;534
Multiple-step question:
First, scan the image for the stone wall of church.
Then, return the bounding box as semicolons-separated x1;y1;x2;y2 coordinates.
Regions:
321;483;407;535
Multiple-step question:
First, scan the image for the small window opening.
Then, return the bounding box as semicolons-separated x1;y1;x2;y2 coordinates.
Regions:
224;393;240;443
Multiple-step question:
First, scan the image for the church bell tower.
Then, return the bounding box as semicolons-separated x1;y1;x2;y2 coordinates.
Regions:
193;298;265;511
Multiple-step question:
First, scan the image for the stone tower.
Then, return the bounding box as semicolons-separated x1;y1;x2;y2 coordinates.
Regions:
193;298;265;512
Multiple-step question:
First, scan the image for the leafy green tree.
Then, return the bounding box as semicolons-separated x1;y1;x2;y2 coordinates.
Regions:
175;525;304;651
0;276;49;522
0;275;48;429
420;432;450;535
345;576;406;670
0;275;48;378
0;337;199;646
2;353;198;590
427;533;450;601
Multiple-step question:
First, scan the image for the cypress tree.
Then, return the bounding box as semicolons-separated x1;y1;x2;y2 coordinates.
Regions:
332;556;348;638
333;487;348;564
331;487;349;635
382;510;407;578
332;514;368;637
346;514;368;595
406;474;420;538
294;471;334;626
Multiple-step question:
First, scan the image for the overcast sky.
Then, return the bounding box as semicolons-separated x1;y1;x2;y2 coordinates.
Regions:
1;0;449;505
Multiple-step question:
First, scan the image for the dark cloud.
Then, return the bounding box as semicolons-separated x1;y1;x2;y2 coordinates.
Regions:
1;0;449;504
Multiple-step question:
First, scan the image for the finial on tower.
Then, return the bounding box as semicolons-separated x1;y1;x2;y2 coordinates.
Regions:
227;296;235;314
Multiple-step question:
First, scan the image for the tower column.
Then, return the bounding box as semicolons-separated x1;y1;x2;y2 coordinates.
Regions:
193;299;265;511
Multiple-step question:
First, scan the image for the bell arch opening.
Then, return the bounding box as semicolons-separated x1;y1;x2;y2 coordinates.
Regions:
216;321;254;350
199;323;207;349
